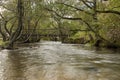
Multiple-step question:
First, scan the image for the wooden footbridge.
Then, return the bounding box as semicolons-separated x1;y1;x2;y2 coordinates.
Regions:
20;28;90;42
21;29;89;36
21;29;70;37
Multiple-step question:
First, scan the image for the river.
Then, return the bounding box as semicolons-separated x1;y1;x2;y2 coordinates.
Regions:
0;41;120;80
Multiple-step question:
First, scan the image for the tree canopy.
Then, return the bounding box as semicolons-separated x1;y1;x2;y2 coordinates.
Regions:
0;0;120;48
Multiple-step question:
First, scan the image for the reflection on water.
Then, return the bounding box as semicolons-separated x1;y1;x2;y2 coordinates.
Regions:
0;41;120;80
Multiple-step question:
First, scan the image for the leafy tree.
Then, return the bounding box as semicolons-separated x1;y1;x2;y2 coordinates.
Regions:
0;0;120;48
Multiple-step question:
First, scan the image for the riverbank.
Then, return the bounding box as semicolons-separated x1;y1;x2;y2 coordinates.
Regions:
62;37;120;49
0;38;120;50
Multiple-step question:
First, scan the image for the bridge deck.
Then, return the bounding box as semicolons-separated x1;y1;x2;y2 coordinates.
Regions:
21;34;69;37
21;29;90;37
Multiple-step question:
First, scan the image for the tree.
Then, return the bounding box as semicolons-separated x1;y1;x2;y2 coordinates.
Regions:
6;0;23;49
44;0;120;47
0;0;120;48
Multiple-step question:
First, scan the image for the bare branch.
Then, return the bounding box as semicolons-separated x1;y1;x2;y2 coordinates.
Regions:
1;5;16;13
81;0;93;9
45;8;82;20
56;2;93;15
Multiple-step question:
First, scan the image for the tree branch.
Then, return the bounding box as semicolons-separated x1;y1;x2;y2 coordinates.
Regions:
46;8;110;43
1;5;16;13
46;8;83;20
56;2;93;15
96;10;120;16
81;0;93;9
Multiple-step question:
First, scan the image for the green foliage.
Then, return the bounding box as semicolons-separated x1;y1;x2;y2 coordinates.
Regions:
0;0;120;48
0;40;9;48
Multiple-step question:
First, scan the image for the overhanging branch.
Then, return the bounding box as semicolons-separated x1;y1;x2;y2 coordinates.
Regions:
96;10;120;16
56;2;93;15
45;8;83;20
46;8;110;43
81;0;93;9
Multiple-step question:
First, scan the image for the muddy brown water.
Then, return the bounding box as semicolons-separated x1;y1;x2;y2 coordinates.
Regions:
0;41;120;80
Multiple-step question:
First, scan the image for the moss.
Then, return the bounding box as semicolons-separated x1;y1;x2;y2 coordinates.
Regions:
0;40;3;46
0;38;10;48
0;41;10;48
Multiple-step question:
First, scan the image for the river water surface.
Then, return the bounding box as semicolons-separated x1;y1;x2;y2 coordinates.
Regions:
0;41;120;80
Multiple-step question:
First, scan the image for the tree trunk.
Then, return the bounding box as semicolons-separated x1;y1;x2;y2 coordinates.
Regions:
0;23;7;41
6;0;23;49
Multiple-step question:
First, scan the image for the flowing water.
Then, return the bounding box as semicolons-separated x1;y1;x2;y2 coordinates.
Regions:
0;41;120;80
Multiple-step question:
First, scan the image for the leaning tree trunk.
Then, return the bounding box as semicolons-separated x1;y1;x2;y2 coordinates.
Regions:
6;0;23;49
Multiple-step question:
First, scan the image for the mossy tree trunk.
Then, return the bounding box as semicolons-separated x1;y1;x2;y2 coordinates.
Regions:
0;22;7;41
